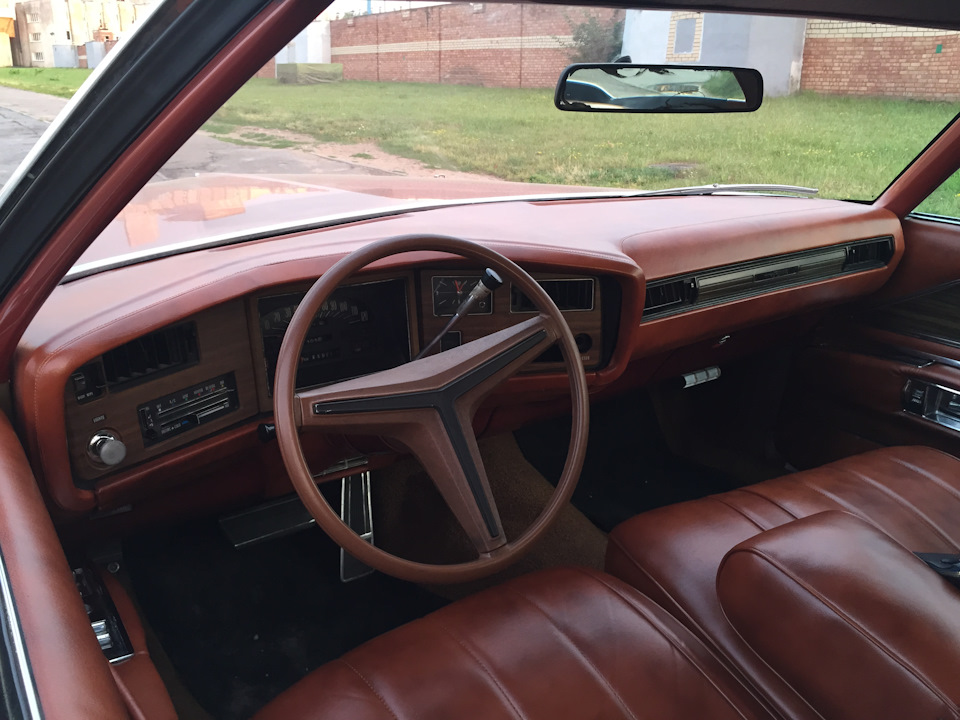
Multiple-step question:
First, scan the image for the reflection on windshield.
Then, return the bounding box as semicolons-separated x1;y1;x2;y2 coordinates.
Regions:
4;1;955;270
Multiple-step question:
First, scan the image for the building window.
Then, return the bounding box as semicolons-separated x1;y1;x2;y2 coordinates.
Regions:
32;51;44;61
674;18;696;54
667;12;703;61
66;31;71;40
28;12;40;23
30;32;41;42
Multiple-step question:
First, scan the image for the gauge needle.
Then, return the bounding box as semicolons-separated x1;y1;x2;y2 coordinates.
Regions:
416;269;503;360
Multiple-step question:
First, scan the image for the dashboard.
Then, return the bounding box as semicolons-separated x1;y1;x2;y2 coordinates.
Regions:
60;268;611;488
14;193;904;515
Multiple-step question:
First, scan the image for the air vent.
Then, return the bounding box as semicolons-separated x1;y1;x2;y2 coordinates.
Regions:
643;277;698;318
101;322;199;390
844;236;894;271
510;278;595;312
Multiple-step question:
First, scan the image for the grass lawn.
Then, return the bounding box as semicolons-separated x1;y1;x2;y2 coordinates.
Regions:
0;67;92;98
2;68;958;213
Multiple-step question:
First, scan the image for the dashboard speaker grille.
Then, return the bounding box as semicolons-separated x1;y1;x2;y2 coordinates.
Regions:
102;322;199;390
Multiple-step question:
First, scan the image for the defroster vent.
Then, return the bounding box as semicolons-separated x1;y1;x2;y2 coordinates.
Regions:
843;236;894;271
643;277;698;319
102;322;199;390
511;278;595;312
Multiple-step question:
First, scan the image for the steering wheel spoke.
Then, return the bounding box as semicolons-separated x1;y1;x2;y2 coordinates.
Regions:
396;409;507;555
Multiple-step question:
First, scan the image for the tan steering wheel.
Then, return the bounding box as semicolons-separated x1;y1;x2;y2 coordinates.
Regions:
274;235;589;584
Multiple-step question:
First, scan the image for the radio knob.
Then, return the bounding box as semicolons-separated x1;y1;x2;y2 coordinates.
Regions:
88;431;127;467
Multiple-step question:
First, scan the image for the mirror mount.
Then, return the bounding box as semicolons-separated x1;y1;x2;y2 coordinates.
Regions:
555;64;763;113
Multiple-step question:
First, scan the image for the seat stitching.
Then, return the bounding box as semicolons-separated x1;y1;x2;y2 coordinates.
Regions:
756;473;891;534
711;494;773;531
735;487;801;520
832;465;960;551
571;568;770;720
607;532;712;640
434;621;526;720
891;456;960;504
338;658;402;720
501;582;642;720
733;548;960;714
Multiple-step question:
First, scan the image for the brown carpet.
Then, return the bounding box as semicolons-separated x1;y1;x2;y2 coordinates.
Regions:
372;433;607;599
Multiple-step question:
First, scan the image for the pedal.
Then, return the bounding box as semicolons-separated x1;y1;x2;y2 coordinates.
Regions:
219;495;316;549
340;472;375;582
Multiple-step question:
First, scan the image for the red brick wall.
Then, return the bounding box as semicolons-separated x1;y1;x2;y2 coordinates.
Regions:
330;4;622;88
801;22;960;101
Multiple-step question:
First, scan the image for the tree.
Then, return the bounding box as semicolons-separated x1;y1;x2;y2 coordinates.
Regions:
567;14;625;64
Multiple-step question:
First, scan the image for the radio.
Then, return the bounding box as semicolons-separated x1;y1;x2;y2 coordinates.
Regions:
138;372;238;446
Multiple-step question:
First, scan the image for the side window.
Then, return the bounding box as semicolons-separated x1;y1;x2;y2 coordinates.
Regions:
915;171;960;220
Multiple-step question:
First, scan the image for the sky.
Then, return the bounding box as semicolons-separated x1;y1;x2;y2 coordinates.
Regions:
320;0;447;20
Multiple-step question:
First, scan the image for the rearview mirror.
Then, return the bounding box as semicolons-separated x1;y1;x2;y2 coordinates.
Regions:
555;64;763;113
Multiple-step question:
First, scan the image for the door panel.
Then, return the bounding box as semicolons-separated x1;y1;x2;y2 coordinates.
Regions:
778;218;960;468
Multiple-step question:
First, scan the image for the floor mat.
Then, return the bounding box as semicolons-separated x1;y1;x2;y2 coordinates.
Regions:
373;434;608;600
123;519;447;720
515;390;737;532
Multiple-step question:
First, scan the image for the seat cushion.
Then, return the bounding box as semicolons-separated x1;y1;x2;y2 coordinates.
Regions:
606;445;960;720
719;511;960;720
253;567;772;720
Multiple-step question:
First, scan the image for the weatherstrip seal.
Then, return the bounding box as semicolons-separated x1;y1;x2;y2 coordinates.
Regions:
0;547;42;720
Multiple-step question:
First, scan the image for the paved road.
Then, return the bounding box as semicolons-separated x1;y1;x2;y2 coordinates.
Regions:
0;85;388;188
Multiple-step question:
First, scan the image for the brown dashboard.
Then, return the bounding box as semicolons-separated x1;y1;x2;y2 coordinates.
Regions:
14;194;904;516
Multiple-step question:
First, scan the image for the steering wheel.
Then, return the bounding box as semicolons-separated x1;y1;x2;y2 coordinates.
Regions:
274;235;589;584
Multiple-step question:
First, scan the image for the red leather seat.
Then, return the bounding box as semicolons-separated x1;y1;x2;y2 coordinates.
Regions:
606;445;960;720
719;511;960;720
253;567;773;720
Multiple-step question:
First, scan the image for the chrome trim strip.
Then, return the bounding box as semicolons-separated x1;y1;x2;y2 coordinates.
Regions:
62;186;819;283
0;549;43;720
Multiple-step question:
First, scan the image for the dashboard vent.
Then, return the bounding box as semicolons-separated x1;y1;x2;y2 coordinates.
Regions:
102;322;199;390
643;277;697;319
844;236;894;271
511;278;595;312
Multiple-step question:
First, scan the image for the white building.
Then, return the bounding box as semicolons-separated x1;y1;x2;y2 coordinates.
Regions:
621;10;806;96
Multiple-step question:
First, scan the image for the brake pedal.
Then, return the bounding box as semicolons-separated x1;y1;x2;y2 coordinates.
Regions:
340;472;375;582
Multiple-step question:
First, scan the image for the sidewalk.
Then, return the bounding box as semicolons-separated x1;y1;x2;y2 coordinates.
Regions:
0;84;391;188
0;85;69;122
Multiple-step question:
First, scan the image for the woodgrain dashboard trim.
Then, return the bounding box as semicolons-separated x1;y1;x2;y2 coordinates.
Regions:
63;300;259;485
418;269;605;373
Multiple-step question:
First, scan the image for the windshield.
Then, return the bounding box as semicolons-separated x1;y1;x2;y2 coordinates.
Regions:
1;2;958;269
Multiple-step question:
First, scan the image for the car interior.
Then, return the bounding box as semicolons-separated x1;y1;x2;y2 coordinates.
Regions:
2;0;960;719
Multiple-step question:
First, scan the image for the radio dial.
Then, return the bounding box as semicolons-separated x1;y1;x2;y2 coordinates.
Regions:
88;431;127;467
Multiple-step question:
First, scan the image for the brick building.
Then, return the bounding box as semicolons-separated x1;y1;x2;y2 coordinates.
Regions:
330;6;960;102
330;4;624;88
800;20;960;101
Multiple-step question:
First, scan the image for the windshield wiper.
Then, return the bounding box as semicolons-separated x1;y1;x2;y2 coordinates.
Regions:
632;183;819;197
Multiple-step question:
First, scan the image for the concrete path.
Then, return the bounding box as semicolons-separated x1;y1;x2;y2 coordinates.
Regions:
0;85;388;188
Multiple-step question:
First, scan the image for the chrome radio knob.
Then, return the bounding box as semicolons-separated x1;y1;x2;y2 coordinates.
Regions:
88;431;127;467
